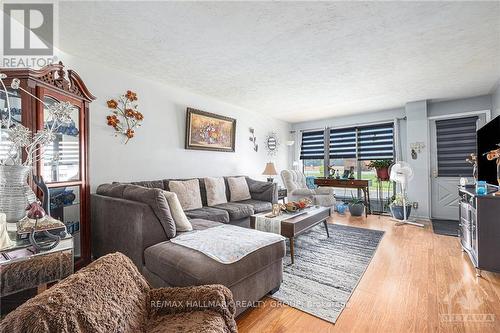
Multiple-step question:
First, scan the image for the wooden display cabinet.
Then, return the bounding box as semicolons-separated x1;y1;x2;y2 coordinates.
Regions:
0;62;95;269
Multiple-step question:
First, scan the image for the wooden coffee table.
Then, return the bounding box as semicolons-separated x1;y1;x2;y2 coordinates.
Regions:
250;206;331;264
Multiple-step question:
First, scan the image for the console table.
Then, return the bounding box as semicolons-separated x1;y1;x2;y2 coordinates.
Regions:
314;178;372;217
0;221;73;314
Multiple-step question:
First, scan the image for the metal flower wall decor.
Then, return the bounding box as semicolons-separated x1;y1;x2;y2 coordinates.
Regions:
0;75;75;167
106;90;143;144
249;127;258;152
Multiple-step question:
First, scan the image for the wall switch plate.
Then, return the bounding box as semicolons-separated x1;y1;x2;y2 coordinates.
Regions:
412;202;419;209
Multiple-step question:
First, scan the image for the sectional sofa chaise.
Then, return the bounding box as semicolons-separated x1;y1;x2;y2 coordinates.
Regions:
92;176;285;316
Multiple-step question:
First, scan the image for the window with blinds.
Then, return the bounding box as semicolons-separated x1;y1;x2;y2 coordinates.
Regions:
328;123;394;160
436;116;477;177
0;131;14;164
357;124;394;160
300;130;325;160
329;127;356;159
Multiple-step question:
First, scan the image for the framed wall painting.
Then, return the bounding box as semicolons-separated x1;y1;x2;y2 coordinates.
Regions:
185;108;236;152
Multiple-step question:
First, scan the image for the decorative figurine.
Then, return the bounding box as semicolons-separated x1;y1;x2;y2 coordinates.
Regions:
32;175;50;215
465;153;478;183
328;166;335;178
272;204;282;216
25;202;61;252
0;213;13;250
348;166;355;179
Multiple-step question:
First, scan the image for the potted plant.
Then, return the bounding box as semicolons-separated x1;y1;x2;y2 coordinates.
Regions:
367;160;393;181
389;194;412;220
348;195;365;217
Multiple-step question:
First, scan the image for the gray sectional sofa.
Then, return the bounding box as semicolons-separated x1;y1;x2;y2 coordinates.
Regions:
91;176;284;316
134;176;276;227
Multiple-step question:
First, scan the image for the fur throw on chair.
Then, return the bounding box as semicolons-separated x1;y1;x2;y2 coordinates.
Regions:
0;252;238;333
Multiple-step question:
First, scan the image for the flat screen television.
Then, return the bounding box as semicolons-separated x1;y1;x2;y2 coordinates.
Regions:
477;115;500;185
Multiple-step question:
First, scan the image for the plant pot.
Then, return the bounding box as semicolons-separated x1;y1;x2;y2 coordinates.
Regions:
0;165;37;222
390;205;412;220
348;203;365;217
376;167;390;181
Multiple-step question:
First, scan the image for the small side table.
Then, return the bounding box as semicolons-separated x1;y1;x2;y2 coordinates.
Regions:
278;188;287;203
0;220;73;313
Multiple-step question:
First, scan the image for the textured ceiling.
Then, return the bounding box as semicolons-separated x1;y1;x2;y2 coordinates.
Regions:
59;1;500;123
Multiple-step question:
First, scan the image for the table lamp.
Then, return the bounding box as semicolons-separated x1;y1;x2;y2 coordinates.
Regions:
262;162;278;182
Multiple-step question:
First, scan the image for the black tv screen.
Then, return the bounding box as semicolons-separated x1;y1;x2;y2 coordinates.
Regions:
477;115;500;185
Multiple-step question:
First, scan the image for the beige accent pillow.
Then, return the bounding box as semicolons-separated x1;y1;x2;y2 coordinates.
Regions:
205;177;227;206
228;177;251;202
162;191;192;232
168;179;203;211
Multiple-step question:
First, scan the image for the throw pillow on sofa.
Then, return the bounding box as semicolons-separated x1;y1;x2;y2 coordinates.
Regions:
205;177;228;206
169;179;203;211
227;177;251;202
97;183;177;238
163;191;193;232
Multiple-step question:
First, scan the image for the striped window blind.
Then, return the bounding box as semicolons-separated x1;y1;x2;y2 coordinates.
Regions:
300;130;325;160
43;139;80;182
357;123;394;160
329;123;394;160
436;116;477;177
329;127;357;159
0;131;14;163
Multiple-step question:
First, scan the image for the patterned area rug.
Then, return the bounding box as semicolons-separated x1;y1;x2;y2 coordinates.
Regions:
270;223;384;323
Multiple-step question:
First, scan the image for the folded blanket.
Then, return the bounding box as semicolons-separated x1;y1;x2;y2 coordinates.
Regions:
170;224;285;264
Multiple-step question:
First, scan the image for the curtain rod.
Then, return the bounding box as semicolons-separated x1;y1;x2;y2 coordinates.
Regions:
297;116;407;133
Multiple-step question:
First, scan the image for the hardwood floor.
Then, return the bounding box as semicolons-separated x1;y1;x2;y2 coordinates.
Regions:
236;214;500;333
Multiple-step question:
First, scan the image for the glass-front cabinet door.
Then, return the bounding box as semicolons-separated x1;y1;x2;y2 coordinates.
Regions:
0;88;22;164
39;92;85;264
42;96;81;183
49;185;82;260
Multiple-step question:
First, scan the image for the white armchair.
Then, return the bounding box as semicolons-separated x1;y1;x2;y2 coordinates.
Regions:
280;170;336;210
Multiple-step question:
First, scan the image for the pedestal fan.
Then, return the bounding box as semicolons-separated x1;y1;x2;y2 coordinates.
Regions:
389;161;424;227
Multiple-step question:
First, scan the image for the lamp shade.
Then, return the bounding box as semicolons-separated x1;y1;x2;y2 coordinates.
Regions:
262;162;278;176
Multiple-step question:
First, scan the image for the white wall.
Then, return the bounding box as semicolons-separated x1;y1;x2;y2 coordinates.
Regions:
428;94;492;118
58;53;290;191
492;80;500;119
405;100;430;218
